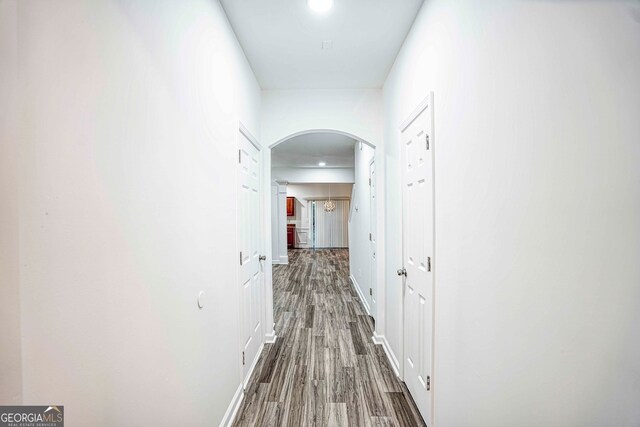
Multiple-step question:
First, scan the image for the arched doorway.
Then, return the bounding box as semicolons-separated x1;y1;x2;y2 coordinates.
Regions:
263;129;383;347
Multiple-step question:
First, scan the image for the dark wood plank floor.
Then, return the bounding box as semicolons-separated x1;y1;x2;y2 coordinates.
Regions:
233;249;426;427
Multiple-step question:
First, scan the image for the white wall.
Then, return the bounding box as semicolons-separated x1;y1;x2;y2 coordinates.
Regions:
272;167;355;183
349;143;375;315
286;183;352;203
262;89;383;147
11;0;261;424
383;1;640;425
0;0;22;406
271;181;288;264
271;183;279;261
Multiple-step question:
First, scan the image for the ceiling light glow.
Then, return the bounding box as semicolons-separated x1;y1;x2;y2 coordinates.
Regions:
308;0;333;14
318;161;326;166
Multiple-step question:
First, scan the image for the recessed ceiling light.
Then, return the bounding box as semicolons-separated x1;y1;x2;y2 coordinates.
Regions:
308;0;333;14
318;161;326;167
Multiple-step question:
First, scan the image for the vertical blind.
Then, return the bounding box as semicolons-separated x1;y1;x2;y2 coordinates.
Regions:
310;199;350;248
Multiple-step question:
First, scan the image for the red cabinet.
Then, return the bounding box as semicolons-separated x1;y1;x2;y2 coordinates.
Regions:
286;197;295;217
287;224;296;249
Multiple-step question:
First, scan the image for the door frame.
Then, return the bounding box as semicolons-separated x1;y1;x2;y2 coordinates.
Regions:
236;121;267;389
398;92;436;423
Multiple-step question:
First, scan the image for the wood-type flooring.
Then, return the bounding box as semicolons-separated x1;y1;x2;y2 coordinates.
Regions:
232;249;427;427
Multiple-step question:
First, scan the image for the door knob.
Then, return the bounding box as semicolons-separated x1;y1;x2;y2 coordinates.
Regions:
397;267;407;277
259;255;267;261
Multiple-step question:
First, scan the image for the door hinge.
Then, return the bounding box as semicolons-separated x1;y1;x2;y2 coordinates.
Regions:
369;288;372;296
238;149;241;163
239;251;243;265
369;178;371;186
427;256;431;272
425;134;430;150
427;375;431;391
369;233;372;241
242;351;245;366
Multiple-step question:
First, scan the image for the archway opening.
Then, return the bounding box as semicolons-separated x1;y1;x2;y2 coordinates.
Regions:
268;130;378;334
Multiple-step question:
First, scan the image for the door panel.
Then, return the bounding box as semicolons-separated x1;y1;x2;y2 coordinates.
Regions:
401;95;434;424
238;129;262;384
369;160;377;318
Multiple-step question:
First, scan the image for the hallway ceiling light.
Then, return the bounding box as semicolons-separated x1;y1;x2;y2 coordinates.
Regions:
308;0;333;14
318;161;326;166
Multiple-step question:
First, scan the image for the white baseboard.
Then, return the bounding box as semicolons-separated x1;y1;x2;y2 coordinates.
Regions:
219;383;244;427
265;331;277;344
349;275;371;316
243;342;264;389
372;333;401;378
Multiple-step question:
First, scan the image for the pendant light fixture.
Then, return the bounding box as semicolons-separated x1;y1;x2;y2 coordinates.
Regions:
324;184;336;212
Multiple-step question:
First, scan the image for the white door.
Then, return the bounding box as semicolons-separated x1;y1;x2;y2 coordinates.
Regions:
369;159;377;319
237;127;263;385
400;94;434;424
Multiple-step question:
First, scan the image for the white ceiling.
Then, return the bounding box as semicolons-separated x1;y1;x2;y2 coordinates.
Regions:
272;133;356;168
220;0;424;89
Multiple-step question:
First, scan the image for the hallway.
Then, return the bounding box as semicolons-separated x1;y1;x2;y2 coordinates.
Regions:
233;249;425;426
3;1;639;425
